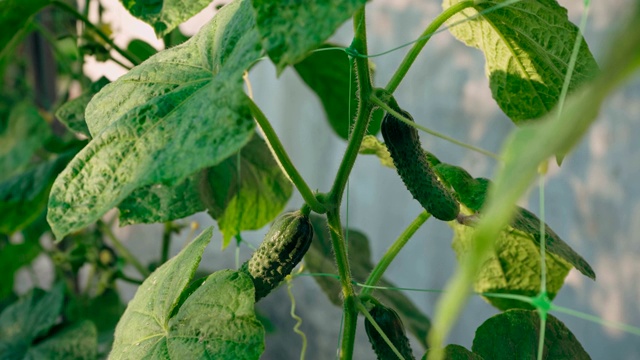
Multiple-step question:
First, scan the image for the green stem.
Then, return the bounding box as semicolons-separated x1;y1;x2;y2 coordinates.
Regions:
361;211;430;297
51;0;141;66
100;222;150;278
117;272;144;285
161;222;172;264
327;210;357;359
248;98;326;214
371;95;500;160
329;7;374;206
385;1;475;93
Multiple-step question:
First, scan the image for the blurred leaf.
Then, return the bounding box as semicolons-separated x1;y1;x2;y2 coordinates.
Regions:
126;39;158;63
0;0;50;55
443;0;598;123
64;289;125;352
110;227;264;359
0;284;67;357
26;320;97;360
47;0;262;240
451;222;571;310
0;102;52;181
202;135;293;248
305;214;431;349
472;310;590;359
55;77;110;138
359;135;394;168
294;44;382;139
251;0;368;73
0;151;74;235
423;344;484;359
120;0;215;37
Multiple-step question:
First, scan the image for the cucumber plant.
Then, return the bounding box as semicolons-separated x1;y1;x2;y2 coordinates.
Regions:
1;0;640;359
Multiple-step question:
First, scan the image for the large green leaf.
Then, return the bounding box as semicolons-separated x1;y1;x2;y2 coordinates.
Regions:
118;135;293;249
472;310;590;359
304;214;431;349
0;284;96;359
47;0;262;240
0;0;50;55
0;102;51;181
451;222;571;310
0;151;74;235
443;0;598;123
251;0;367;73
119;0;215;37
110;227;264;359
294;44;382;139
55;77;110;138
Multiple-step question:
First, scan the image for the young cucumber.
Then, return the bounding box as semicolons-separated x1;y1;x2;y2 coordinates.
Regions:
241;210;313;301
365;302;416;360
381;107;459;221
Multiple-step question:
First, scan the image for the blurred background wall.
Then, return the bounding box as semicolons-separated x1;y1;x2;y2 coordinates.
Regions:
22;0;639;358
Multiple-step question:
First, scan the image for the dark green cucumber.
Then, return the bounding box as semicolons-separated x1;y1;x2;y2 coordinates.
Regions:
241;210;313;301
365;302;416;360
381;107;459;221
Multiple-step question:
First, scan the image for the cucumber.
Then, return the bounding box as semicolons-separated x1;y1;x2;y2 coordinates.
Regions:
381;107;459;221
365;301;416;360
241;210;313;301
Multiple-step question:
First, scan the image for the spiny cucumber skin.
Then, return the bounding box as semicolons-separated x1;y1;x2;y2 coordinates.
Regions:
381;109;459;221
365;304;416;360
241;211;313;301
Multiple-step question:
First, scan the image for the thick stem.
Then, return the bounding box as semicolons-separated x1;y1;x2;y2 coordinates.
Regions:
327;210;357;359
361;211;430;297
248;98;326;214
329;7;374;205
51;0;141;66
385;1;475;93
161;222;173;264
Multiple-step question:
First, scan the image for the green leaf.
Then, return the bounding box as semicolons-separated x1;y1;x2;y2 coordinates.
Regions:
47;0;262;240
64;289;126;348
251;0;368;73
511;208;595;279
0;236;41;299
119;0;215;37
202;135;293;248
126;39;158;63
111;226;264;359
451;221;571;310
118;171;206;226
118;135;293;244
0;284;65;357
0;102;52;181
305;214;431;349
472;310;590;359
294;44;382;139
26;320;98;360
0;0;50;55
0;151;74;235
55;77;110;138
443;0;598;123
423;344;484;360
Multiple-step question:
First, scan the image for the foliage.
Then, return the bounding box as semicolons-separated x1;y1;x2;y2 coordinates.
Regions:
1;0;638;359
